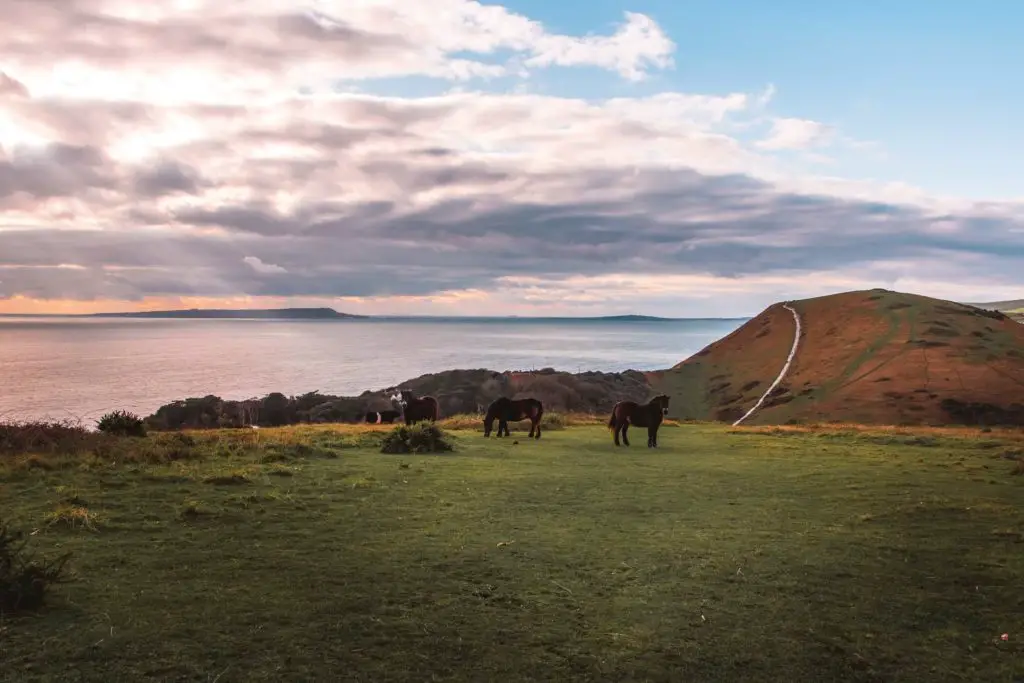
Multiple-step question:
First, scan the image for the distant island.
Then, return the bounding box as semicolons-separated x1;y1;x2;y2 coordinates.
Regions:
81;308;686;321
0;308;737;322
591;314;672;321
90;307;367;320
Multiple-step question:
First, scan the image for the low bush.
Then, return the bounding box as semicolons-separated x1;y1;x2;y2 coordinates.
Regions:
0;420;95;456
97;410;148;437
0;518;73;615
541;412;566;430
380;423;455;454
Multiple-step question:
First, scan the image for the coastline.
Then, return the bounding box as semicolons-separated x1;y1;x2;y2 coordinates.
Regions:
1;316;739;426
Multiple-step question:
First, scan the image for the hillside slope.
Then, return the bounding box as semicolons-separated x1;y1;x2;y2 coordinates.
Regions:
968;299;1024;311
968;299;1024;323
653;289;1024;426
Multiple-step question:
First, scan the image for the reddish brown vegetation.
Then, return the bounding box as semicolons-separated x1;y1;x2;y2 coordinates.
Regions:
654;289;1024;426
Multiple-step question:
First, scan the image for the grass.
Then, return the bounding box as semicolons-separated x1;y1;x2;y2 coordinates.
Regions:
1;421;1023;682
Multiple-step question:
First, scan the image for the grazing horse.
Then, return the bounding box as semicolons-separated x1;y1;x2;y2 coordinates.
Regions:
484;397;544;439
395;389;441;425
364;409;400;425
608;394;671;448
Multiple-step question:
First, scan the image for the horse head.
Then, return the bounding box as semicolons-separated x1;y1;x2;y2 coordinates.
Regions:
482;405;498;437
653;394;671;415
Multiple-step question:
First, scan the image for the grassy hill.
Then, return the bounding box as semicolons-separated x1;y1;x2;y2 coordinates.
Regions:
2;421;1023;681
653;289;1024;426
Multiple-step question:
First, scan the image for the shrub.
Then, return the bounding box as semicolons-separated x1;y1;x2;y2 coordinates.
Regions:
0;519;73;615
97;410;147;437
380;423;455;454
155;432;199;461
0;420;94;456
540;412;566;430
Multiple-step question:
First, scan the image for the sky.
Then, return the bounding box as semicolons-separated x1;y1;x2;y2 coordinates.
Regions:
1;0;1023;318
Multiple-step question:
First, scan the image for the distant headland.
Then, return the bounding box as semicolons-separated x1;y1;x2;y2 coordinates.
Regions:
88;307;367;320
74;308;687;321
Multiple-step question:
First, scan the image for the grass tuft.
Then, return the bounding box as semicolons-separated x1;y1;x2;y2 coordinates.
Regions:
177;499;214;520
43;504;102;531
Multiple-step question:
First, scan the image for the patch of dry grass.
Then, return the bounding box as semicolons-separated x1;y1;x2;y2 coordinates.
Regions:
42;504;102;531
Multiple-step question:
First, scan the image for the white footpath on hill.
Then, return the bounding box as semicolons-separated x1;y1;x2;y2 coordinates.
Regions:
732;303;803;427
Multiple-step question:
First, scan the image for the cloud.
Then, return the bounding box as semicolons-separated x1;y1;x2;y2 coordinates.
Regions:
523;11;675;80
0;0;1022;316
243;256;287;275
0;0;676;103
756;117;835;151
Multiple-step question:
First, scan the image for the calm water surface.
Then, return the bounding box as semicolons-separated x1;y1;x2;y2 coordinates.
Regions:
0;317;745;423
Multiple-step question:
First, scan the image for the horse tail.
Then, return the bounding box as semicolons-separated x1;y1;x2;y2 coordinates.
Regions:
432;397;441;421
607;406;618;431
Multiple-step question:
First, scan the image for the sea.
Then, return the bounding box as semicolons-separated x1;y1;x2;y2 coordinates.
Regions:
0;316;747;424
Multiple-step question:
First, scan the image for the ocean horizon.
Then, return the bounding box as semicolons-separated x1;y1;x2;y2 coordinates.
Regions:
0;316;747;424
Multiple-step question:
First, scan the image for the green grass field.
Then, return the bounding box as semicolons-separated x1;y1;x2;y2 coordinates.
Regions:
3;422;1024;682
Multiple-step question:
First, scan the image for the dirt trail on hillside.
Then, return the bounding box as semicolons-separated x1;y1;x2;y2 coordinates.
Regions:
732;304;802;426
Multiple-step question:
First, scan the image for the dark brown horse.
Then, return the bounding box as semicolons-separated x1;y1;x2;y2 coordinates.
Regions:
396;389;440;425
608;394;670;447
484;397;544;439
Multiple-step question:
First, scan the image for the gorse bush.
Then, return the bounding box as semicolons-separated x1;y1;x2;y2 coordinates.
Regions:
541;412;566;430
380;423;455;454
0;420;94;456
97;410;148;437
0;518;73;615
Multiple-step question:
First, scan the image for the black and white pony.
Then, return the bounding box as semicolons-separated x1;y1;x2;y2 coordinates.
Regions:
365;409;401;424
389;388;440;424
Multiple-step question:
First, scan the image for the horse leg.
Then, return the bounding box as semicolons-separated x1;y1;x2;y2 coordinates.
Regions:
498;418;507;437
621;422;630;447
534;416;541;439
648;425;656;448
